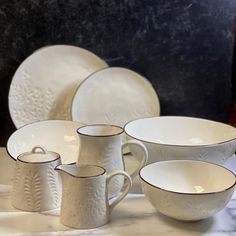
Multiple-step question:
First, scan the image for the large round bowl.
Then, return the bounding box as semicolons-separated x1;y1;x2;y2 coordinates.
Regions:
7;120;84;164
140;160;236;221
125;116;236;165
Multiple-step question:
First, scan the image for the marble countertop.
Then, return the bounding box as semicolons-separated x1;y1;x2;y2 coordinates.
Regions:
1;148;236;236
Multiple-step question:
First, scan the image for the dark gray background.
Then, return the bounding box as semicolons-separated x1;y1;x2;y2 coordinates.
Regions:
0;0;236;146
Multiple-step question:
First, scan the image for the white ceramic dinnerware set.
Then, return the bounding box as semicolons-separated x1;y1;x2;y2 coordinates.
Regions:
5;44;236;229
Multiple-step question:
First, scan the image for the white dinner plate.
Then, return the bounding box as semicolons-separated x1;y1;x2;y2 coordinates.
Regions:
71;67;160;127
8;45;108;128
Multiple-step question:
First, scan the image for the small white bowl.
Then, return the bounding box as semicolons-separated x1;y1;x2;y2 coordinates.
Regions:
125;116;236;165
7;120;84;164
140;160;236;221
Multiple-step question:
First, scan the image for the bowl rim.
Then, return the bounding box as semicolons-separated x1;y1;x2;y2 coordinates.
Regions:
139;160;236;195
6;119;84;162
124;116;236;147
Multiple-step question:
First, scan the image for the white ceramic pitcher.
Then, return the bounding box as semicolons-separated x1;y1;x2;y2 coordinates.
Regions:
55;164;132;229
12;146;61;212
77;124;148;197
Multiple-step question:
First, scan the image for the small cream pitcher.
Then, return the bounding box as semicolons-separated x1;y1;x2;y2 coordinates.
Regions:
77;124;148;197
55;164;132;229
12;146;62;212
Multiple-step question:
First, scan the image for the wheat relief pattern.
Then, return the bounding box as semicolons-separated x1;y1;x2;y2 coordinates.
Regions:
24;171;41;211
13;162;21;194
196;150;210;161
9;70;55;127
104;103;157;126
47;163;60;208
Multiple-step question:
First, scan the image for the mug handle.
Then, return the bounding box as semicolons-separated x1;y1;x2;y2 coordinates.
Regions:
122;140;148;179
31;146;48;154
107;170;132;213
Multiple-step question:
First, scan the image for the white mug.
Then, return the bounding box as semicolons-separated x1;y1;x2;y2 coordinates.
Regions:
77;124;148;197
12;146;61;212
55;164;132;229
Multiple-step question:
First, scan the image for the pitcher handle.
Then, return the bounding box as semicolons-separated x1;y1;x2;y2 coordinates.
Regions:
122;140;148;179
107;170;132;213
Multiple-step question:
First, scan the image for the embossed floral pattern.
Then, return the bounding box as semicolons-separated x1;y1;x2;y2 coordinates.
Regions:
61;176;108;228
12;162;21;195
78;135;124;197
47;162;61;208
145;141;236;165
8;45;108;128
24;171;41;211
12;158;61;211
9;70;55;127
143;181;235;221
72;67;160;127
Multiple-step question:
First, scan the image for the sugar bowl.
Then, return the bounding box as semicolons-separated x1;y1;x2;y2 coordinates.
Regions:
12;146;61;212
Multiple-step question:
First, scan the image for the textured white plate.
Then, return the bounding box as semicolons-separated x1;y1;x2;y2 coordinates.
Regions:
71;67;160;127
8;45;108;128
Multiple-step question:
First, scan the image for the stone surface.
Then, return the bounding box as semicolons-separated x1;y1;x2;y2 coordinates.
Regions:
0;0;235;145
1;147;236;235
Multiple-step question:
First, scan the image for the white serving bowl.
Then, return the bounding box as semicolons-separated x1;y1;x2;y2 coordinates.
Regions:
140;160;236;221
7;120;84;164
125;116;236;165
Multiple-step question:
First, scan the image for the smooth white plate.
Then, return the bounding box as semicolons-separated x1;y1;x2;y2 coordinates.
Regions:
71;67;160;127
8;45;108;128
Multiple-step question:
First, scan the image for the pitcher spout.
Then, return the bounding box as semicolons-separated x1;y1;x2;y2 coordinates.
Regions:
55;164;64;172
54;164;75;177
55;164;106;179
